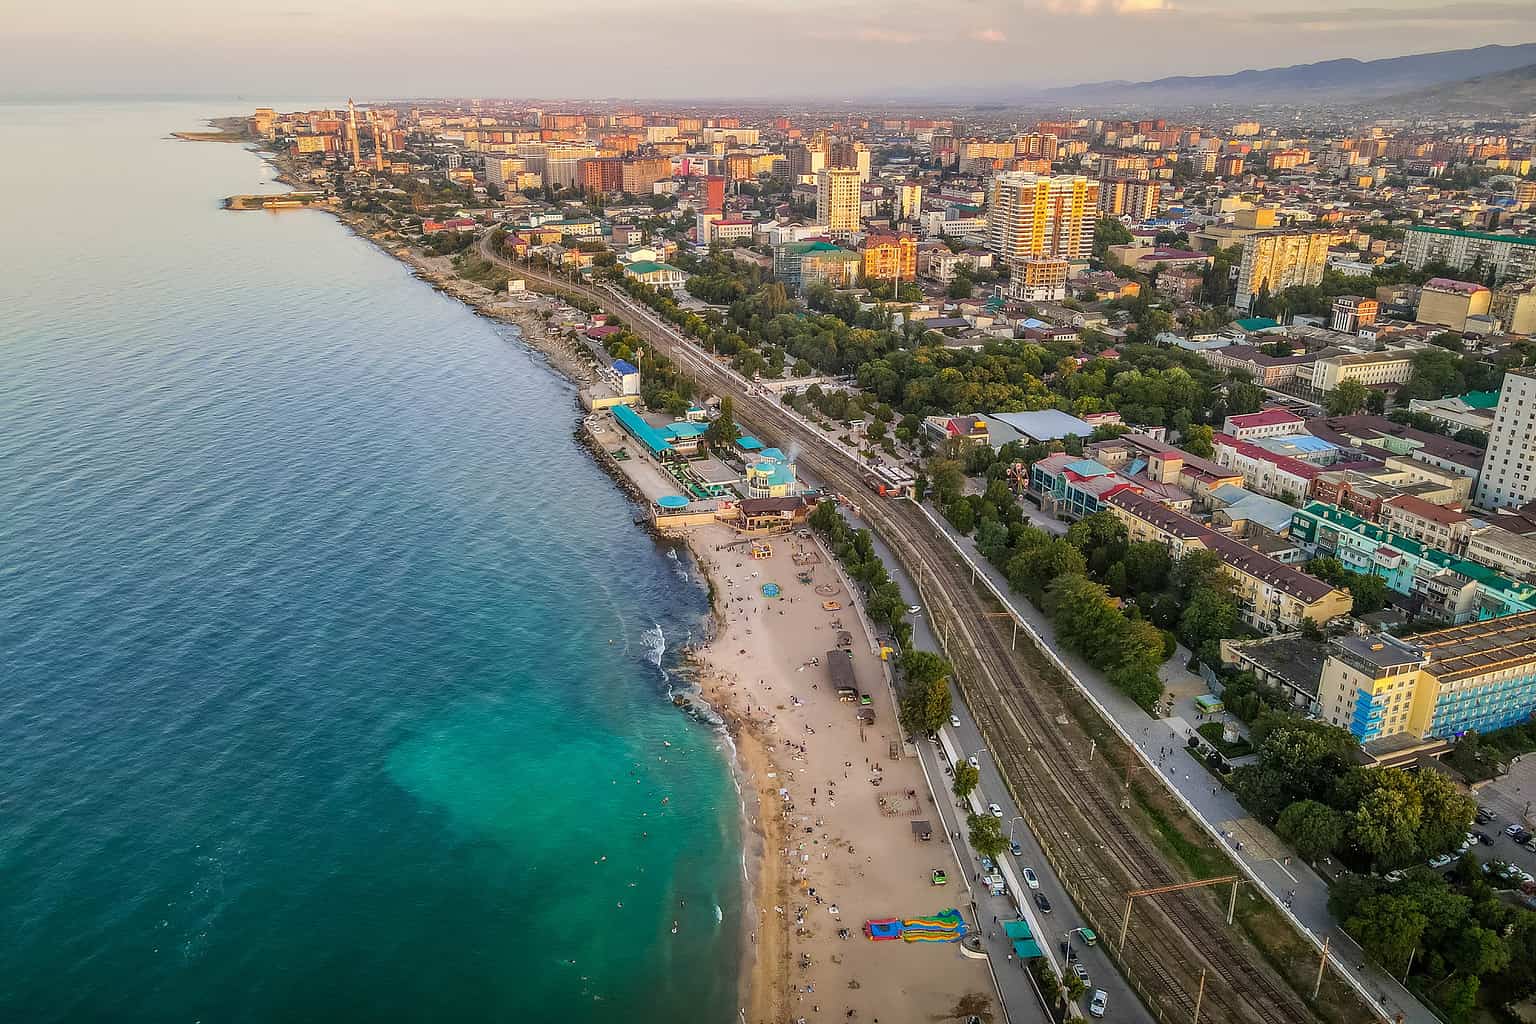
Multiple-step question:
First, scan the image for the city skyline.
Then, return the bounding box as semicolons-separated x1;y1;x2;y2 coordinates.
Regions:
4;1;1535;100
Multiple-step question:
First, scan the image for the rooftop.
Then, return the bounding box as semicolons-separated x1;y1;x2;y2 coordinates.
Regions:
1227;408;1306;430
1413;610;1536;683
1408;225;1536;248
990;409;1095;442
1107;490;1343;603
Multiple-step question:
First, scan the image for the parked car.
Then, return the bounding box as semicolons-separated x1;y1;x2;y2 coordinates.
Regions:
1071;962;1090;987
1505;823;1525;837
1034;892;1052;914
968;755;981;770
1475;831;1494;846
1090;990;1108;1018
1427;854;1455;869
988;802;1003;818
1010;841;1023;857
950;715;961;729
1023;867;1040;889
1060;940;1079;962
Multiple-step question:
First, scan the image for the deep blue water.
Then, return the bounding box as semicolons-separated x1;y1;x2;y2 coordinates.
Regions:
0;102;740;1022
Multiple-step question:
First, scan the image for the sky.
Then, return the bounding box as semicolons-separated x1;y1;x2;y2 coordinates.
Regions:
2;0;1534;101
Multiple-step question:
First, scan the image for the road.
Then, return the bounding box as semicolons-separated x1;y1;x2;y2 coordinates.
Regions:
846;514;1148;1024
484;244;1361;1024
923;505;1441;1024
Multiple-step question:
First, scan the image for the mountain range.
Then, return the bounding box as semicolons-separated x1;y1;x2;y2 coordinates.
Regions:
1376;62;1536;114
1044;43;1536;107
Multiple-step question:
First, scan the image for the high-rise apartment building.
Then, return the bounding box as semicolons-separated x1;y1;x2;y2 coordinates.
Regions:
985;172;1098;271
621;157;672;196
1098;178;1160;220
1233;231;1334;311
577;156;624;196
898;181;924;222
816;167;862;241
1476;368;1536;511
1402;226;1536;284
860;234;918;282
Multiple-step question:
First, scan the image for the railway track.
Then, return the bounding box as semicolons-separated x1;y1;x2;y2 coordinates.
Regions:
495;252;1334;1024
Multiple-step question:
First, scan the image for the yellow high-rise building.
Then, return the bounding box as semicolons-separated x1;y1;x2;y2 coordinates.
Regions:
985;172;1098;271
1234;231;1336;311
816;167;862;242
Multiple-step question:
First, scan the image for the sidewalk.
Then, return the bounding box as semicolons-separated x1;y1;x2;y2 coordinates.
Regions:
843;509;1154;1024
922;502;1442;1024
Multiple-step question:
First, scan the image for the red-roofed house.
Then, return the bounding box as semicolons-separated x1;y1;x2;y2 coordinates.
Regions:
1213;433;1320;501
1221;407;1306;440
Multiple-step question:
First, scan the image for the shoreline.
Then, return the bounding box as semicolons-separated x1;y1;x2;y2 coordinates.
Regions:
231;141;781;1014
224;138;989;1021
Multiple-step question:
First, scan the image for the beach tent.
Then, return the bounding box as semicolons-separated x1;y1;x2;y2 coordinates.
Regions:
1003;920;1044;959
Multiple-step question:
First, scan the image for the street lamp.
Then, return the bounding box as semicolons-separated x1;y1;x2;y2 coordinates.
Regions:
1007;815;1026;846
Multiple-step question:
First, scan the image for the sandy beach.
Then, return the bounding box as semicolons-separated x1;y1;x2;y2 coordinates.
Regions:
687;524;994;1024
226;148;995;1018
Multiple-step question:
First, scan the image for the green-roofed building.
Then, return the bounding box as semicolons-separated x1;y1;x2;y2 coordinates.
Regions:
1403;225;1536;284
1290;501;1536;624
772;239;848;294
623;260;687;289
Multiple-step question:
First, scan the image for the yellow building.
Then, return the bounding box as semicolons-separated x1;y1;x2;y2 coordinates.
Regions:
1098;179;1161;220
861;234;918;282
898;181;924;222
986;172;1098;271
1416;277;1493;332
745;448;797;498
1104;490;1353;633
1492;280;1536;335
816;167;861;241
1318;612;1536;748
1234;230;1336;312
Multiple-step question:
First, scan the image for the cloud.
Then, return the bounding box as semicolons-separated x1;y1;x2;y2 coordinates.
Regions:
1243;2;1532;23
972;27;1008;42
1044;0;1174;13
854;27;922;43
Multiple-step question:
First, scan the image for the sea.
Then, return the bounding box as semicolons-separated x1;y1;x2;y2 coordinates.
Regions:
0;101;742;1023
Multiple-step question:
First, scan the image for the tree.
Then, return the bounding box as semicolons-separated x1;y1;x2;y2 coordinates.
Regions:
947;276;974;299
1276;800;1345;860
1327;378;1370;416
899;650;954;736
1346;573;1390;615
1063;970;1088;1003
1093;217;1133;260
704;395;740;450
1346;894;1427;974
967;812;1007;859
1349;769;1424;869
952;762;980;800
1182;424;1215;459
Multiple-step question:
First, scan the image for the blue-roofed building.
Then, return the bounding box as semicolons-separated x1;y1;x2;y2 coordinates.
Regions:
735;435;765;453
1028;452;1144;521
1250;433;1338;464
611;405;711;460
610;359;640;396
746;448;798;498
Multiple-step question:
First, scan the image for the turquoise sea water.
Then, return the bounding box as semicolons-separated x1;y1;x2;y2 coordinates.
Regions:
0;102;740;1022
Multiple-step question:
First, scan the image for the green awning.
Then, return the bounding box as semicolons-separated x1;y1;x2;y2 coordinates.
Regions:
1013;938;1044;959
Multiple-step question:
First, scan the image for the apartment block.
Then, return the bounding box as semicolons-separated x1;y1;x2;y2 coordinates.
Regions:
1104;490;1353;633
986;172;1098;271
1416;278;1493;332
816;167;862;241
1318;613;1536;746
1402;226;1536;284
1234;231;1335;312
1477;368;1536;511
1290;502;1536;623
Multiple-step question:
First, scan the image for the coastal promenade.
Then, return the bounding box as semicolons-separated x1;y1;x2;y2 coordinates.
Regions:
481;248;1372;1024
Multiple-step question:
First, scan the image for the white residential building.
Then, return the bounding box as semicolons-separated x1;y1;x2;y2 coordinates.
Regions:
1477;368;1536;510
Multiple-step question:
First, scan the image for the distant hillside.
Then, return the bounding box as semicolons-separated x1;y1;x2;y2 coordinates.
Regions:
1372;63;1536;114
1045;43;1536;106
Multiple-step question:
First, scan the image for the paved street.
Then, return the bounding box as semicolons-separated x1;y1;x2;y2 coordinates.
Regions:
922;502;1440;1024
843;507;1152;1024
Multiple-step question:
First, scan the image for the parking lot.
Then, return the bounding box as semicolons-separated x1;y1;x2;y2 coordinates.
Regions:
1474;756;1536;876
